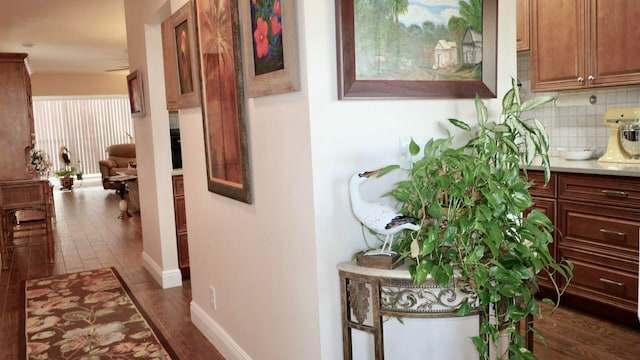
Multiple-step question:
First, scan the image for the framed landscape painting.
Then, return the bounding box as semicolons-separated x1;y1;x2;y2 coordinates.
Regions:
336;0;497;99
240;0;299;98
195;0;252;204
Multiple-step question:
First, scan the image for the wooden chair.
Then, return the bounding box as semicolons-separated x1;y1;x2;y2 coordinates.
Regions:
0;180;54;269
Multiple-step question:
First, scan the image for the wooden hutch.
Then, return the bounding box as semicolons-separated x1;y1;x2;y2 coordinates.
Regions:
0;53;54;269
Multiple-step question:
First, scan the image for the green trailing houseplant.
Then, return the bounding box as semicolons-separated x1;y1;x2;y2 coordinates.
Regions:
54;166;76;178
376;79;573;360
29;149;52;177
55;165;77;190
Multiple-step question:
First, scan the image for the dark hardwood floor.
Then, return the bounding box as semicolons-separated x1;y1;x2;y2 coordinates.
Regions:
0;184;224;360
0;185;639;359
531;302;639;360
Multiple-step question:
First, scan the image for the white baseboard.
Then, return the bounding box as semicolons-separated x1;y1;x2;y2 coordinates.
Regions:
141;251;182;289
191;301;252;360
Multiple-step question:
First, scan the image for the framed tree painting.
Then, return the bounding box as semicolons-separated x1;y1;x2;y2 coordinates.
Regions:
172;0;201;108
239;0;299;98
335;0;497;99
195;0;252;204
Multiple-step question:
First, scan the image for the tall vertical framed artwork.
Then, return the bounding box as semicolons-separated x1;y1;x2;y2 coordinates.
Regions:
172;0;201;108
195;0;252;203
239;0;299;97
127;71;145;118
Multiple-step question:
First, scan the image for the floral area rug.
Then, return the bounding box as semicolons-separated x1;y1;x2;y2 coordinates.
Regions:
21;267;177;359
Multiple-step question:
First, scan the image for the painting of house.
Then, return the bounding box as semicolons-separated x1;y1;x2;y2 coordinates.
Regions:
462;27;482;65
433;40;458;69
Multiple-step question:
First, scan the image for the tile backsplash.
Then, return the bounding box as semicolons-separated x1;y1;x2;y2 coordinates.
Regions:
517;53;640;157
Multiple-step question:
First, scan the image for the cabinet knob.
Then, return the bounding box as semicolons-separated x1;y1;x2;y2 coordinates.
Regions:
588;75;595;82
577;77;584;83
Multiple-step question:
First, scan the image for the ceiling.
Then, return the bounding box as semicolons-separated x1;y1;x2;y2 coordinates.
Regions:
0;0;128;74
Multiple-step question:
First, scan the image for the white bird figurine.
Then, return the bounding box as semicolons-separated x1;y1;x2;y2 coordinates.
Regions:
350;169;421;256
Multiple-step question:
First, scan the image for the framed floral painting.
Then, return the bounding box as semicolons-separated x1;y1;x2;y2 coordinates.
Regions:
240;0;299;98
195;0;252;203
172;0;201;108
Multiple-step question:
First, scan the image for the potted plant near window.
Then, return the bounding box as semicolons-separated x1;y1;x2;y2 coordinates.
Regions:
75;160;84;181
373;79;573;359
29;149;52;178
55;166;76;190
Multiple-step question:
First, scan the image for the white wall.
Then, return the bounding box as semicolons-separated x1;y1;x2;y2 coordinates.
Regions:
182;0;320;356
309;1;517;358
125;0;518;359
124;0;182;289
31;73;128;96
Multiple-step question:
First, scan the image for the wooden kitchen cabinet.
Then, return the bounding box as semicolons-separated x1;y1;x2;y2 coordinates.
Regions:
525;171;639;327
557;173;639;327
589;1;640;88
516;0;530;51
0;53;35;181
531;0;640;92
172;174;189;279
0;54;56;270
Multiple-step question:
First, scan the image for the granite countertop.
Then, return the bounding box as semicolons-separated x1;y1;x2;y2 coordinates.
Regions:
528;156;640;177
171;168;184;176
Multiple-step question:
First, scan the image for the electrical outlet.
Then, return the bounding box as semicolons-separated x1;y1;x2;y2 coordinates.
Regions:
209;286;217;311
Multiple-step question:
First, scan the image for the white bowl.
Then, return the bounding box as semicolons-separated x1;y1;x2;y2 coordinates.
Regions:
558;147;595;161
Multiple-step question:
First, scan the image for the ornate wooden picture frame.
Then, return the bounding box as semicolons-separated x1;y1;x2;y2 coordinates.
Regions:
127;71;145;118
239;0;299;98
195;0;252;203
172;0;201;108
335;0;497;99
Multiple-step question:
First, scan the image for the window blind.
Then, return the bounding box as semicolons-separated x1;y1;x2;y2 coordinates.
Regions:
32;96;134;176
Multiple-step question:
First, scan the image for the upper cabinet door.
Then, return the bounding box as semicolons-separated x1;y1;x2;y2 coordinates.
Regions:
531;0;587;92
516;0;530;51
590;0;640;87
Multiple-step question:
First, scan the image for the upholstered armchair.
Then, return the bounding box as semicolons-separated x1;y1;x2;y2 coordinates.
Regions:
99;144;136;190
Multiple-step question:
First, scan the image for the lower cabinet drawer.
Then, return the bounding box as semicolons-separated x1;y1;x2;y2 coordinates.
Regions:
559;201;640;261
559;173;640;209
559;253;638;312
525;171;557;198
